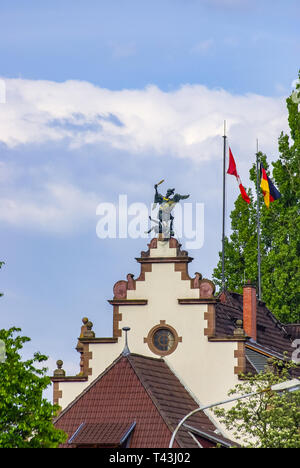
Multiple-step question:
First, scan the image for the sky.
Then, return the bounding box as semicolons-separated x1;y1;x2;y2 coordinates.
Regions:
0;0;299;394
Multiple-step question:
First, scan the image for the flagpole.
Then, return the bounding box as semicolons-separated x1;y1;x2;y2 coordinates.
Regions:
256;140;262;300
221;120;227;291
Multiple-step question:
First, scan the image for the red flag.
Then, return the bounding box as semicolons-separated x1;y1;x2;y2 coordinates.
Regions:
227;147;250;204
238;182;251;204
227;147;238;177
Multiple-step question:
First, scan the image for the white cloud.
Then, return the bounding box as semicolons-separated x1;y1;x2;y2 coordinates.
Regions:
0;182;100;234
0;77;288;165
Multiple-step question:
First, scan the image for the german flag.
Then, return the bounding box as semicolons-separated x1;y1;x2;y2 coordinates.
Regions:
260;163;281;208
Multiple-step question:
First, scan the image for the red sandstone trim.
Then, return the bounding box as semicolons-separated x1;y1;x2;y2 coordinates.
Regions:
178;298;218;304
234;341;246;375
204;304;216;336
108;299;148;306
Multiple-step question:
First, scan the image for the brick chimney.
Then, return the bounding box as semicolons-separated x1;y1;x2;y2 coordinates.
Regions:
243;281;257;341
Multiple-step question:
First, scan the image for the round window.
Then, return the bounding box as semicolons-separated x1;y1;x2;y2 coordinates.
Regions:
144;322;181;356
153;328;175;352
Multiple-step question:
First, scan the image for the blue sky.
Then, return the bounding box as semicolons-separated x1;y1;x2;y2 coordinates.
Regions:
1;0;299;93
0;0;299;390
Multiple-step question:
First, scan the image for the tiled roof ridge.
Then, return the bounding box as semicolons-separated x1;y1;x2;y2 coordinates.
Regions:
162;358;230;441
126;354;233;448
126;355;182;439
163;358;202;406
128;352;164;362
127;354;213;448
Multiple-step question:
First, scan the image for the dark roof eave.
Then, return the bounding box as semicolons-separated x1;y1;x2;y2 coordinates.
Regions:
183;423;236;448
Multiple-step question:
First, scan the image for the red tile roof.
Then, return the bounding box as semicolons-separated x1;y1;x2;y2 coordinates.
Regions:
54;353;233;448
216;291;299;358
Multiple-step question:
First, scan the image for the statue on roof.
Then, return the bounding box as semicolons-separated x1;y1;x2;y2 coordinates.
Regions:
146;179;190;238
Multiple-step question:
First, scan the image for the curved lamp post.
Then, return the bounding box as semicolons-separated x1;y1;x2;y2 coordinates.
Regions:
169;378;300;448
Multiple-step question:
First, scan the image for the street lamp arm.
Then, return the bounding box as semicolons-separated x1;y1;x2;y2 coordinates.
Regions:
169;391;257;448
169;378;300;448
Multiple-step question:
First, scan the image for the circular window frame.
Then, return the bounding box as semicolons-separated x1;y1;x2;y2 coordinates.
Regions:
144;321;182;357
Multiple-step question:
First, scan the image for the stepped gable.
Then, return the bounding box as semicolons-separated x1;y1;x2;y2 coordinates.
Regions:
112;236;215;301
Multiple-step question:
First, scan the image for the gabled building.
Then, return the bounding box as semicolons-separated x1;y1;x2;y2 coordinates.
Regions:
52;237;299;447
54;353;234;448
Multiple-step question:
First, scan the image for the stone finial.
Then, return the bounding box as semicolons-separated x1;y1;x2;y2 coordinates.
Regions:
79;317;89;338
193;272;202;288
83;321;95;338
53;359;66;377
127;273;135;290
76;317;89;352
234;319;245;336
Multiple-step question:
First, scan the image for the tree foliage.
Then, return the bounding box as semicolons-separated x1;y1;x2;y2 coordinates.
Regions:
0;327;67;448
214;358;300;448
213;74;300;323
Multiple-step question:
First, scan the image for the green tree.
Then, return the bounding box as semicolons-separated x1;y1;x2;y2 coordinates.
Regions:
0;327;67;448
214;358;300;448
213;75;300;323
